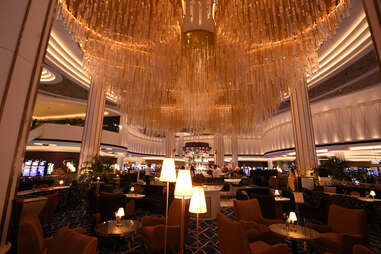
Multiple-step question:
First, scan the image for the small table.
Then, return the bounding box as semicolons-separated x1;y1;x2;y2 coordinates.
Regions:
269;224;319;254
124;193;146;199
94;220;141;253
275;197;290;202
357;197;381;202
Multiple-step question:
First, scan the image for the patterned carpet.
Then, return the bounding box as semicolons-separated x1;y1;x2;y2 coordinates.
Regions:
43;202;381;254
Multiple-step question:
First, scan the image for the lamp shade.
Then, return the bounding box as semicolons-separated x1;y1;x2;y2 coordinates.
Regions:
160;158;177;182
289;212;297;223
116;207;125;218
274;189;280;196
189;187;207;214
370;190;376;197
175;170;193;199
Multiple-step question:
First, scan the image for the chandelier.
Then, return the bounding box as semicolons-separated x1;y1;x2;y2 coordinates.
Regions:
57;0;351;135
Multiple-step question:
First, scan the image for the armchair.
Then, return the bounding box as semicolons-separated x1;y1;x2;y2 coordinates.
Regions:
306;204;368;254
140;199;190;252
18;213;97;254
353;245;376;254
216;213;289;254
234;199;283;226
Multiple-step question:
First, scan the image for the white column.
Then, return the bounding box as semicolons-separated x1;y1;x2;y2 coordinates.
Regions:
0;0;56;249
120;113;128;149
78;81;106;171
165;131;175;158
268;160;273;169
290;84;318;176
176;133;185;157
231;135;238;167
214;134;225;167
363;0;381;66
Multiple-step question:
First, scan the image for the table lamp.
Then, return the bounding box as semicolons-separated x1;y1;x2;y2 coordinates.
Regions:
189;187;207;254
175;170;193;254
96;176;100;181
130;186;135;193
59;180;64;186
160;158;177;254
289;211;297;224
274;189;280;197
115;207;124;226
370;190;376;200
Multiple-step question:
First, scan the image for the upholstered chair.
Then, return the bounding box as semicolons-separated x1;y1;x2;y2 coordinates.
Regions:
39;192;59;225
140;199;190;252
234;199;283;226
216;213;289;254
352;244;376;254
306;204;368;254
18;213;97;254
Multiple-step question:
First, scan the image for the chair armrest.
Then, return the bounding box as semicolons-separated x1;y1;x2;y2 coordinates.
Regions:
305;222;332;233
141;216;165;227
341;233;365;253
259;243;290;254
44;237;54;251
262;218;284;226
72;227;85;234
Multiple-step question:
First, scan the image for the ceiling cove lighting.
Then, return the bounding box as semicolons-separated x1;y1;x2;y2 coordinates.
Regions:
32;111;109;121
349;145;381;151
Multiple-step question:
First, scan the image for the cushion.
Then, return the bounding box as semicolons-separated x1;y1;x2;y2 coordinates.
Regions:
328;205;367;237
48;227;96;254
249;240;270;253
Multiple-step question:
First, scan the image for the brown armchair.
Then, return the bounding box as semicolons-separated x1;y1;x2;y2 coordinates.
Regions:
234;199;283;226
352;245;376;254
306;204;368;254
140;199;190;252
216;213;289;254
39;192;59;225
18;213;97;254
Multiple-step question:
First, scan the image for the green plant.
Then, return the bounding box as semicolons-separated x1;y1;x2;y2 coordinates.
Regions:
81;156;114;175
316;157;349;181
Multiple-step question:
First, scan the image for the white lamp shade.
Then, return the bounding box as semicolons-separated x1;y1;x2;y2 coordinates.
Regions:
274;189;280;196
370;190;376;197
116;207;125;217
175;170;193;199
189;187;207;214
59;180;64;185
160;158;177;182
289;211;297;222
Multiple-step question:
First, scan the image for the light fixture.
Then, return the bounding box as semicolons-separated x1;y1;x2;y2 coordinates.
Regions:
274;189;280;197
189;186;207;254
370;190;376;199
160;158;177;254
175;170;193;254
130;186;135;193
115;207;125;226
57;0;350;135
96;176;100;181
289;212;297;224
59;180;64;185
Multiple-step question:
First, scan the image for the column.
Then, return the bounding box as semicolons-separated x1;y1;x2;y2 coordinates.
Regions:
231;135;238;167
214;134;224;167
176;133;185;157
120;113;128;149
165;131;175;158
78;81;106;171
268;160;273;169
0;0;56;250
363;0;381;66
289;84;318;176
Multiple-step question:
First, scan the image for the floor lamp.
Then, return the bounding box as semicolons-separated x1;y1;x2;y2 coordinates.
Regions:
189;187;207;254
160;158;177;254
175;170;193;254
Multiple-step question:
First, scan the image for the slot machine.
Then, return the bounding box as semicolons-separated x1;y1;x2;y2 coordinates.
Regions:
30;161;39;176
22;160;32;176
38;161;46;176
